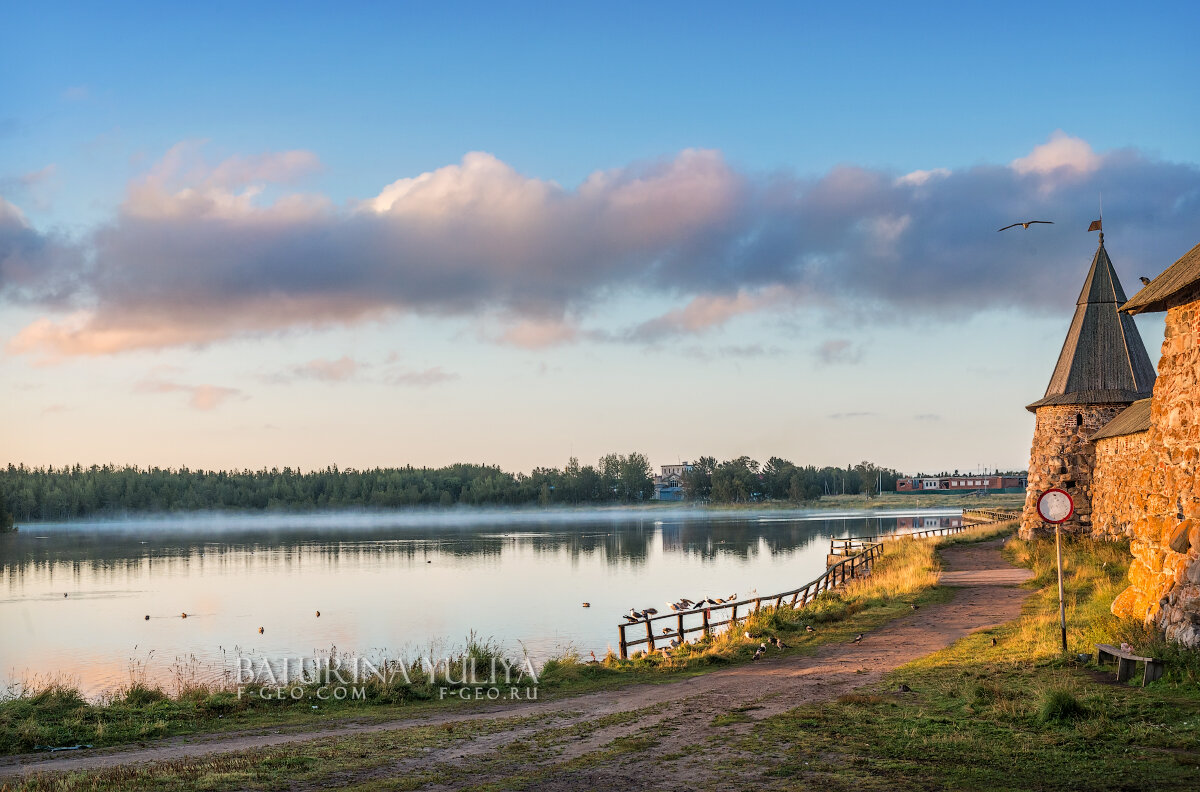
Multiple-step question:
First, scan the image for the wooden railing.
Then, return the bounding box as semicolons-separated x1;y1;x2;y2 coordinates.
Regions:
616;542;884;659
829;510;1021;557
962;508;1021;524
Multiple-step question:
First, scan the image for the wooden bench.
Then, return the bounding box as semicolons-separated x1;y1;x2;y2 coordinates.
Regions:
1095;643;1164;686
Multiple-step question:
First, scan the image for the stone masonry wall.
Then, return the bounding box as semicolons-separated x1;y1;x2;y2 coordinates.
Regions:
1092;431;1152;541
1110;299;1200;646
1020;404;1127;539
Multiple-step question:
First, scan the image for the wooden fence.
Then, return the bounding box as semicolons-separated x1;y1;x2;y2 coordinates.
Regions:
829;509;1021;558
616;542;883;659
962;508;1021;524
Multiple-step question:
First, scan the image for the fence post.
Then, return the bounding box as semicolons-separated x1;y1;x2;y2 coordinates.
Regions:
731;603;738;623
619;624;628;659
702;608;711;639
646;620;655;651
677;613;685;642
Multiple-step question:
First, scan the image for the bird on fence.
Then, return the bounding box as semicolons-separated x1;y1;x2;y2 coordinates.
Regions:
997;220;1053;232
623;614;639;624
643;607;658;616
727;593;737;601
806;625;815;633
853;633;863;643
662;627;673;635
668;602;681;611
715;597;726;604
704;597;720;606
678;598;694;607
629;608;645;619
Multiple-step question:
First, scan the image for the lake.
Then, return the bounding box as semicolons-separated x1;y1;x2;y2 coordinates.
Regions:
0;507;962;698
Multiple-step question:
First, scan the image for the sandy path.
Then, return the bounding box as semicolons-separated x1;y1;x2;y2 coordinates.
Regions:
0;538;1032;785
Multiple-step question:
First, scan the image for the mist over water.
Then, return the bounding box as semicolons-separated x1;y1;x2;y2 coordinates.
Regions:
0;507;960;697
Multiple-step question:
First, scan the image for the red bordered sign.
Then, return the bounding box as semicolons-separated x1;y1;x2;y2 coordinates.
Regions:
1036;488;1074;523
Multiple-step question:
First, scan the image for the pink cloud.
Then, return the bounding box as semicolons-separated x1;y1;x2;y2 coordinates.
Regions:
495;318;580;349
134;378;244;410
1011;131;1101;176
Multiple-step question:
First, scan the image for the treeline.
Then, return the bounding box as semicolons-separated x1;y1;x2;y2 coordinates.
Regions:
682;457;901;503
0;455;904;522
0;454;656;521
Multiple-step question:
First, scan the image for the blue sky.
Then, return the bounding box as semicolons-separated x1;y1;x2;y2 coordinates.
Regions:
3;2;1199;474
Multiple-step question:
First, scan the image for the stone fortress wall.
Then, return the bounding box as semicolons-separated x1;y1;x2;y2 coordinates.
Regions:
1091;430;1151;541
1099;295;1200;646
1021;404;1127;538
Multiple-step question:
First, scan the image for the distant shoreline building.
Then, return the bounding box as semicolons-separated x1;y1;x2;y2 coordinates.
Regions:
894;474;1026;494
652;462;693;501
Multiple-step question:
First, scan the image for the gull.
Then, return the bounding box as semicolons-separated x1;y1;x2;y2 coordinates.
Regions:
623;614;639;624
727;593;737;601
910;603;919;610
806;625;815;633
629;608;645;619
581;602;590;608
1140;276;1151;286
997;220;1053;232
853;633;863;643
753;646;764;660
643;607;659;616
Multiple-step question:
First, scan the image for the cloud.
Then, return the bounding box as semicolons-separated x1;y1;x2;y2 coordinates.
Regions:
813;339;862;366
627;287;791;340
134;378;244;410
829;411;875;420
5;133;1200;360
494;318;581;349
914;413;941;421
1011;130;1101;176
282;355;363;383
678;343;782;361
388;367;458;387
0;197;84;305
62;85;90;101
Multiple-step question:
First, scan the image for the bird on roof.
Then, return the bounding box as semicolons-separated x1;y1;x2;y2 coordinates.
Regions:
1140;276;1151;286
997;220;1054;232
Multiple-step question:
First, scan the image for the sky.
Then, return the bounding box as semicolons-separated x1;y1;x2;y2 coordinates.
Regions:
3;1;1200;476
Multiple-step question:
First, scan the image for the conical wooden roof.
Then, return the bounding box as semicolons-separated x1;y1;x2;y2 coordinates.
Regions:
1027;239;1156;411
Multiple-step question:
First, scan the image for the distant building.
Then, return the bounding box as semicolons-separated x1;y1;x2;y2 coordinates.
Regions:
894;474;1026;494
653;462;693;501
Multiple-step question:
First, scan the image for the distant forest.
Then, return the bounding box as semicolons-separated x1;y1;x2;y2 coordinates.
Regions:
0;456;901;522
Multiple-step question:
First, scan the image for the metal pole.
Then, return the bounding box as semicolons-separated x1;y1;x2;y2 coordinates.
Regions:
1054;521;1067;653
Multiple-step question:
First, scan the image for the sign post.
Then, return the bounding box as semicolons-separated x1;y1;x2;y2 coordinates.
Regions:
1036;488;1075;653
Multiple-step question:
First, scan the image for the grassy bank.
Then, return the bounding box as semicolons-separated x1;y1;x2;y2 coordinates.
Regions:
0;525;1014;760
711;533;1200;790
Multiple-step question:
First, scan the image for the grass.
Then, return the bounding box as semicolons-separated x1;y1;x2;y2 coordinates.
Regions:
0;523;1003;760
711;531;1200;791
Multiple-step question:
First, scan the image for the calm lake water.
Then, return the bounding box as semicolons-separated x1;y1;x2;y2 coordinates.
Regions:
0;507;962;698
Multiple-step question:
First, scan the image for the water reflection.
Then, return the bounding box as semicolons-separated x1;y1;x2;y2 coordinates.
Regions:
0;508;959;697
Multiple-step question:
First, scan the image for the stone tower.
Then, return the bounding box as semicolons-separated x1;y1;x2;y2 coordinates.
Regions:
1020;235;1156;538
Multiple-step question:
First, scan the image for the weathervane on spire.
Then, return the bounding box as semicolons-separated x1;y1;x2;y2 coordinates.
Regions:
1088;193;1104;243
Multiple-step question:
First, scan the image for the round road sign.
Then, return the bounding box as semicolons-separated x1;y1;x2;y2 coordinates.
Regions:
1036;488;1074;523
